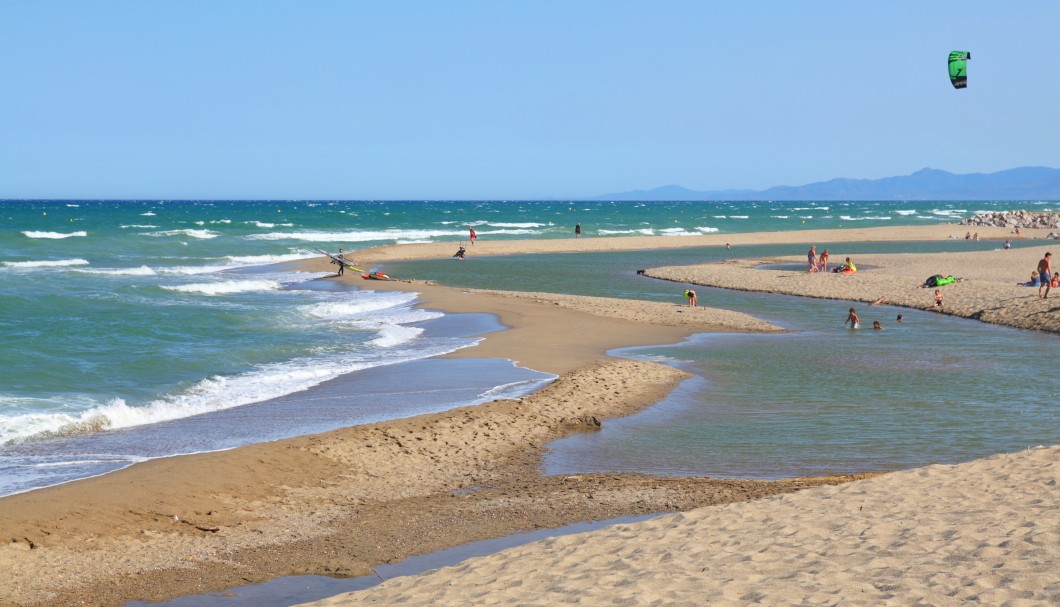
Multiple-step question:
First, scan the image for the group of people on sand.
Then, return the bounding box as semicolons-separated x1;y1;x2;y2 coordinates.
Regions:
807;246;856;273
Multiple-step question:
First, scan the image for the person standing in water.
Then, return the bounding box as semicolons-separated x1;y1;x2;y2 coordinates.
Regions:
846;307;860;329
575;223;581;238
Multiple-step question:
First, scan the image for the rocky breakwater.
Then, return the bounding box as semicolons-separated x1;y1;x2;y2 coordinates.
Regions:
960;210;1060;239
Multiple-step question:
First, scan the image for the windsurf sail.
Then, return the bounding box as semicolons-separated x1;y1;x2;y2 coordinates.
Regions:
316;248;363;273
948;51;971;89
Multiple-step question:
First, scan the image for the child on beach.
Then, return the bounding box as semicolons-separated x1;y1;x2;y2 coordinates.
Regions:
934;289;944;309
684;289;697;307
846;307;860;329
818;249;829;272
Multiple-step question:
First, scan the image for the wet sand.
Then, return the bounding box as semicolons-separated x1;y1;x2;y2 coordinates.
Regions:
0;266;811;607
3;225;1054;607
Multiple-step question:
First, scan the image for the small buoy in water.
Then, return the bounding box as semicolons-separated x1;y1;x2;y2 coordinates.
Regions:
42;212;47;216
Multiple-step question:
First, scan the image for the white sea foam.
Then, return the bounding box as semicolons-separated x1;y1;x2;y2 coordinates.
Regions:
162;279;284;295
144;229;219;239
2;258;90;269
121;224;159;229
246;221;292;228
21;231;87;239
371;325;424;347
224;251;317;266
300;292;419;320
694;226;720;233
895;210;917;216
141;211;156;216
246;228;464;242
840;215;892;221
597;228;655;235
75;266;157;276
729;215;749;219
489;222;546;228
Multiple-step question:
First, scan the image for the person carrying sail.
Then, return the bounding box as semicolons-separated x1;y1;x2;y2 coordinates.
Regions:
334;248;349;276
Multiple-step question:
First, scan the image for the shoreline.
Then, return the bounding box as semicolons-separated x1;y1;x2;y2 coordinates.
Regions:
0;268;812;607
3;224;1055;606
353;223;1054;263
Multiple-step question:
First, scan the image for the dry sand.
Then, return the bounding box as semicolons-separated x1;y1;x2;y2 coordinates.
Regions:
0;272;805;607
645;244;1060;334
300;445;1060;607
354;223;1054;264
3;226;1055;607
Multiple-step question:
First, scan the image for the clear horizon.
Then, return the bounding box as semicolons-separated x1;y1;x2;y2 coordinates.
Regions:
2;1;1058;200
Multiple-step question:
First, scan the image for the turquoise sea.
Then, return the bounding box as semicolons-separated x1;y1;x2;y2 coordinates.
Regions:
1;199;1057;496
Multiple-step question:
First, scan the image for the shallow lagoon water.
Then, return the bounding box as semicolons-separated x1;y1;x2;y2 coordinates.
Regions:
384;243;1060;479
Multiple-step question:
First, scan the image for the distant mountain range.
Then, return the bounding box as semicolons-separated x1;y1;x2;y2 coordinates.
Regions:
594;167;1060;201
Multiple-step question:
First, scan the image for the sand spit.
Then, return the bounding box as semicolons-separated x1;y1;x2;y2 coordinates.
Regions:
352;224;1053;263
0;335;811;605
300;445;1060;607
644;244;1060;334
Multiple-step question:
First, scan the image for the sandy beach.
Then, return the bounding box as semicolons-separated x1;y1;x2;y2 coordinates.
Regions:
300;444;1060;607
0;263;817;607
2;225;1056;607
644;243;1060;334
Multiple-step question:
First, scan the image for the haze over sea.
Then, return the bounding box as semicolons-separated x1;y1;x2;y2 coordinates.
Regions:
2;199;1057;496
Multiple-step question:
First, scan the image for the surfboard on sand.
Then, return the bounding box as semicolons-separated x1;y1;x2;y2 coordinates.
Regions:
316;249;363;273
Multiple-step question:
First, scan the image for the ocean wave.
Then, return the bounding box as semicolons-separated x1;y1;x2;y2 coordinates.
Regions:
2;340;463;443
839;215;892;221
489;222;546;228
141;211;157;216
75;266;157;276
246;228;464;242
694;226;720;233
21;231;87;239
162;279;284;295
597;228;655;235
120;224;159;229
223;251;317;266
300;292;419;320
143;229;219;239
2;258;90;269
894;210;917;216
371;325;425;347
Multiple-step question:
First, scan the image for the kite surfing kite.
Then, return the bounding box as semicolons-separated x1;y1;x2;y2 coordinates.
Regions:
948;51;971;89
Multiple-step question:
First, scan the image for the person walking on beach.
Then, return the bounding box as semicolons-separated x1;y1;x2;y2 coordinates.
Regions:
807;245;817;272
469;226;477;246
575;223;581;238
1038;252;1053;299
684;289;697;307
934;289;944;310
334;248;348;276
818;249;829;272
846;307;860;329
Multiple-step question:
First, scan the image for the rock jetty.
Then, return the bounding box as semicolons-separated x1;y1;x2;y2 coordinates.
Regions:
960;210;1060;239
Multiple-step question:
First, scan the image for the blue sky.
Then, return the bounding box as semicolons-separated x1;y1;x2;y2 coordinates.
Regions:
2;1;1058;200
